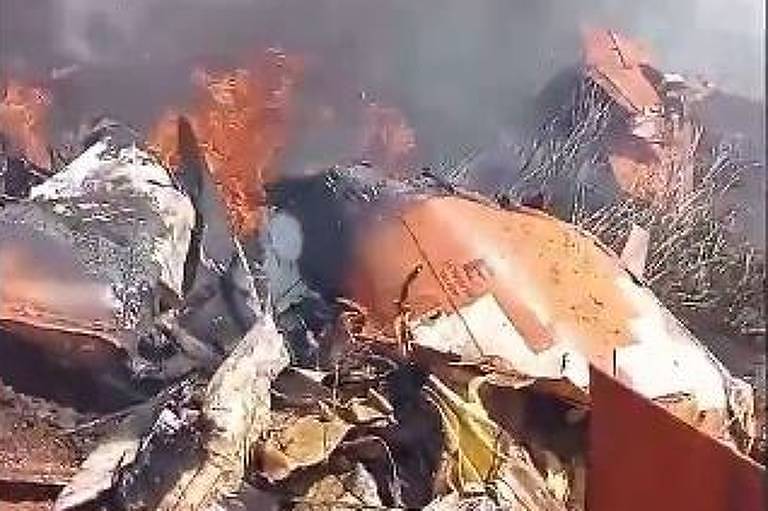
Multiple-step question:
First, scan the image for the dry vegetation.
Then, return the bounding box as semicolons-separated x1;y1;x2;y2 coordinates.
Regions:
573;148;765;336
505;79;765;338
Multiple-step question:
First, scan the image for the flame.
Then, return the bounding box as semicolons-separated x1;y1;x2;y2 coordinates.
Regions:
150;50;302;237
0;79;51;169
360;102;416;176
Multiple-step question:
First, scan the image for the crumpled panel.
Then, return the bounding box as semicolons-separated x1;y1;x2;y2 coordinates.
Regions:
0;138;194;365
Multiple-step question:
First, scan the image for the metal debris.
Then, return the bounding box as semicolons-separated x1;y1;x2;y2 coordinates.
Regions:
0;25;764;511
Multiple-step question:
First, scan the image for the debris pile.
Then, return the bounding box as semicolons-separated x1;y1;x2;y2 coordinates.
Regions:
0;29;765;511
580;28;705;203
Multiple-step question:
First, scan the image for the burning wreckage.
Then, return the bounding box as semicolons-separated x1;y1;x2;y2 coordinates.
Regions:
0;30;765;511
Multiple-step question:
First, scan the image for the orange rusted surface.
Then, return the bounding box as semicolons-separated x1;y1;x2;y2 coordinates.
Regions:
588;366;765;511
0;80;51;169
582;28;661;115
345;196;634;368
149;50;302;236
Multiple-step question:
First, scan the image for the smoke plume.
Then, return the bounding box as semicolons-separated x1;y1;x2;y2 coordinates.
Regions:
1;0;764;172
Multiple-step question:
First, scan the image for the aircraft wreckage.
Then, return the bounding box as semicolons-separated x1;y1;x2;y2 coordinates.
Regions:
0;29;765;511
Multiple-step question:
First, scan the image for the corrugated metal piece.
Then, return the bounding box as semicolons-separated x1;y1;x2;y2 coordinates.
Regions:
588;366;765;511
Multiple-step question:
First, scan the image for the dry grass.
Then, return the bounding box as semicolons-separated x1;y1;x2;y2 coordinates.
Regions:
573;153;765;335
509;78;765;336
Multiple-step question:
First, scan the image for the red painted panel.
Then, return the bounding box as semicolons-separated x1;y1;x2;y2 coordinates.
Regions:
588;367;765;511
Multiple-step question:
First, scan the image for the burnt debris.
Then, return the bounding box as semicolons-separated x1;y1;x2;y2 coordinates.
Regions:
0;26;764;511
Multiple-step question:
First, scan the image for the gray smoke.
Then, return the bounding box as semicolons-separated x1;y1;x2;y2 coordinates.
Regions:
1;0;764;171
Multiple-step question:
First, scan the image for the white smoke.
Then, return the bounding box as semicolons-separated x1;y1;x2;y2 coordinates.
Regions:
0;0;764;165
22;0;764;101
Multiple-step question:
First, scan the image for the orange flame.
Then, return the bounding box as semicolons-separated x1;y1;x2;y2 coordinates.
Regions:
360;102;416;176
0;79;51;169
150;50;302;237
